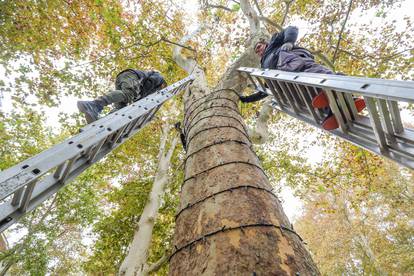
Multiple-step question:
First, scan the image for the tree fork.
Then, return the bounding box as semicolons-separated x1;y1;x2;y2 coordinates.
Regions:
169;88;319;275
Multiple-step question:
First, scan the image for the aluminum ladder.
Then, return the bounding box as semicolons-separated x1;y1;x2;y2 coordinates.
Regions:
238;67;414;170
0;76;194;232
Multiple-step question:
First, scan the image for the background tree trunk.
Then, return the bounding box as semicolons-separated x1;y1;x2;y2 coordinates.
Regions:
119;124;178;276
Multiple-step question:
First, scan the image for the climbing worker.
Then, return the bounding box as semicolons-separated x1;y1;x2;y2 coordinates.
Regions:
77;69;167;124
243;26;365;130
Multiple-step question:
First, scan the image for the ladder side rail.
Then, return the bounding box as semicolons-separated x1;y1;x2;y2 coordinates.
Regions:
247;68;414;103
239;67;414;89
0;102;151;200
0;77;194;232
249;69;414;138
0;77;194;200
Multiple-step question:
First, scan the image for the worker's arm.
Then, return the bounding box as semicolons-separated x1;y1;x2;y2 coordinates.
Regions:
267;26;298;50
239;91;268;103
283;26;298;44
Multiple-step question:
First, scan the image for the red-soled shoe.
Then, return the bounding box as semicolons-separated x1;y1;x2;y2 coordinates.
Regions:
354;98;366;112
322;115;339;130
312;91;329;109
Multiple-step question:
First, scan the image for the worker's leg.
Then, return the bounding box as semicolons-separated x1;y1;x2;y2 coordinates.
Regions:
77;71;141;123
103;71;141;105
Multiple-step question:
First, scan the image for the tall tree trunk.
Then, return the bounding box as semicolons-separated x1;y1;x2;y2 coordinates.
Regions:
169;81;318;275
119;124;178;276
168;2;319;272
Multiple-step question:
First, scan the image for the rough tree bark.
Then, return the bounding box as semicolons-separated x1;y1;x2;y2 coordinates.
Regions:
169;0;319;275
119;124;178;276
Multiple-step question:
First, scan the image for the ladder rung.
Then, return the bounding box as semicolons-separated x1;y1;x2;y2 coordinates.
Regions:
11;187;24;206
377;99;397;145
264;79;284;109
388;100;404;133
90;138;109;163
365;97;388;151
295;83;320;123
344;93;359;120
336;92;353;122
325;89;348;132
59;156;77;183
19;180;37;212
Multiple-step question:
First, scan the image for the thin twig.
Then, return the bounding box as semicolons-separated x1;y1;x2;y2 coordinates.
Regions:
205;3;233;12
332;0;354;64
281;0;294;26
145;251;172;274
258;16;283;31
331;46;413;61
311;49;336;70
253;0;263;16
161;38;196;52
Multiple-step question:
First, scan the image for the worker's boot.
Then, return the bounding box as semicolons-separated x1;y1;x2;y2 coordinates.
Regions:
77;98;106;124
312;91;330;109
321;99;367;131
322;114;339;130
312;92;366;112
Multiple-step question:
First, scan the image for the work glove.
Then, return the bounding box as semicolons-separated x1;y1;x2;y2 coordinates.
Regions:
280;42;293;51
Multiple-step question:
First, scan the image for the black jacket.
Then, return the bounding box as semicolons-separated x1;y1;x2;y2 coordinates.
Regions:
241;26;299;103
261;26;298;69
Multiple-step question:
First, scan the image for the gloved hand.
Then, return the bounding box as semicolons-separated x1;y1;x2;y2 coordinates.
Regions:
280;42;293;51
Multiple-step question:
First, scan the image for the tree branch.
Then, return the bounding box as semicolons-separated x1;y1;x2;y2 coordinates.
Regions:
330;46;414;61
281;0;294;26
144;252;171;275
205;3;233;12
201;0;236;12
258;16;283;31
311;49;335;71
253;0;263;16
240;0;261;36
332;0;354;64
161;38;196;52
172;24;210;96
0;194;58;275
248;99;274;144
